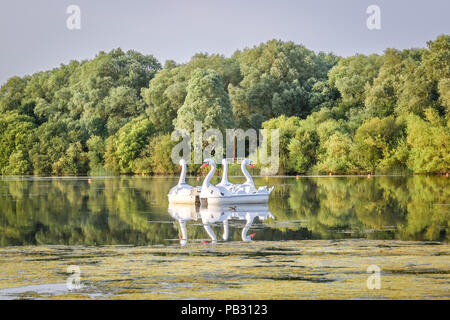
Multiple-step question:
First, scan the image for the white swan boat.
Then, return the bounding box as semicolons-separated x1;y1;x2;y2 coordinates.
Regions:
215;158;236;191
200;158;274;205
168;159;200;204
231;158;274;195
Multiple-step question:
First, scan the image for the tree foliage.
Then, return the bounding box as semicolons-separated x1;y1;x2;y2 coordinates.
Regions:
174;69;235;133
0;36;448;175
229;40;339;129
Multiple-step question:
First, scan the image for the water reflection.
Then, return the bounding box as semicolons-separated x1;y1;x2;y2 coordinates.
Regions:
169;204;274;245
168;204;199;246
228;204;274;242
0;175;448;246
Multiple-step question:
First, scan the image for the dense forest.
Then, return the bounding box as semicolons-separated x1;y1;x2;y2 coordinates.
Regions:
0;35;448;176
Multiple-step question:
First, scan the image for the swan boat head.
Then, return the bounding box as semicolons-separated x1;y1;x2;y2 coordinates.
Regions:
200;158;228;196
230;158;257;194
242;158;255;168
168;158;196;204
216;158;236;190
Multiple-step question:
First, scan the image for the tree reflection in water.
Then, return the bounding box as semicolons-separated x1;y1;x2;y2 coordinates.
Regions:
0;175;448;246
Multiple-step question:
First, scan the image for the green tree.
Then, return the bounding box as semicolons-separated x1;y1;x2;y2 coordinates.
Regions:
174;69;235;133
87;135;106;170
288;129;319;173
229;40;336;128
422;35;450;81
28;120;87;175
0;76;29;112
328;54;383;106
438;78;450;114
105;116;155;173
364;49;419;117
315;132;356;174
395;61;436;117
261;115;301;173
132;134;178;174
54;49;160;135
53;142;89;175
406;112;450;173
141;54;240;133
353;116;405;172
103;86;146;135
0;112;36;174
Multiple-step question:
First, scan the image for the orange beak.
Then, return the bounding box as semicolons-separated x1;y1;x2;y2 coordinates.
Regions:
200;163;208;169
250;233;256;239
179;165;182;169
201;240;209;245
250;164;255;168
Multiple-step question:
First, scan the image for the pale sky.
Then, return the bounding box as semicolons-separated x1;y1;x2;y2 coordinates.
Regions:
0;0;449;85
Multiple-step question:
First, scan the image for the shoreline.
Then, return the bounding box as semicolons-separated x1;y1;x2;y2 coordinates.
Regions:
1;173;448;179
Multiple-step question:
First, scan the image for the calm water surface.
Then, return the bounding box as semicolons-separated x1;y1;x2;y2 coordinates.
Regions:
0;175;448;246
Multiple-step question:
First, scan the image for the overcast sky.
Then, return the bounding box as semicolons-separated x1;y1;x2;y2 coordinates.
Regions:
0;0;449;85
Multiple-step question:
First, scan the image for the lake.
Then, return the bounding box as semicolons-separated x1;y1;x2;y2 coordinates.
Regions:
1;175;448;246
0;174;449;300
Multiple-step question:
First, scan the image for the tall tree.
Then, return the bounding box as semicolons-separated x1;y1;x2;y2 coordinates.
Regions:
229;40;337;128
365;49;422;117
141;54;240;133
174;69;235;133
328;54;383;107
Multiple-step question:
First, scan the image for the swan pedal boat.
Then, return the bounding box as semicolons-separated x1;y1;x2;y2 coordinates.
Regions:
199;158;274;206
168;159;201;204
168;158;274;205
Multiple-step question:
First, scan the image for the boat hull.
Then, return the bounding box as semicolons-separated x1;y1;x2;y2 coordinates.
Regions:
201;193;269;205
168;194;197;204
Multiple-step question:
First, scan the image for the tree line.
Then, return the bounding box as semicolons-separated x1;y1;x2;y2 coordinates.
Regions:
0;35;448;175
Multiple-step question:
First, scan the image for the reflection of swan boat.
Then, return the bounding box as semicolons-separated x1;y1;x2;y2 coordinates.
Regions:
202;204;274;242
201;204;274;243
229;204;274;241
168;203;199;221
168;159;201;204
200;158;274;205
199;205;233;243
167;203;199;246
167;203;274;244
